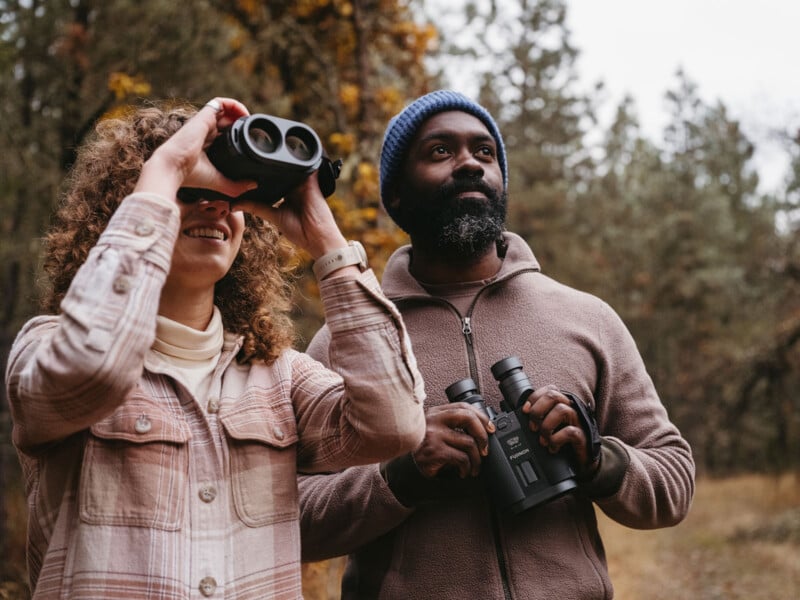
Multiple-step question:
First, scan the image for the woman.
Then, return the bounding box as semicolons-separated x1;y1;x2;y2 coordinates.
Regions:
6;98;425;599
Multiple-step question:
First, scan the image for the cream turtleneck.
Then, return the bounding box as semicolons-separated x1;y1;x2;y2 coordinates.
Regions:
149;306;224;400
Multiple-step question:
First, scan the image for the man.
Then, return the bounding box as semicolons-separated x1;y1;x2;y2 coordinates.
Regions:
299;90;695;599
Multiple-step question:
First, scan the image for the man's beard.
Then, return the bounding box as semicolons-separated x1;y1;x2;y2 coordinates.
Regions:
392;178;507;260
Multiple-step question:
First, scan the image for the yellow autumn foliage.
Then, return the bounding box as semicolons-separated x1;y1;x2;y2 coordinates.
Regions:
333;0;353;17
236;0;262;16
353;162;379;201
107;72;152;101
293;0;332;19
339;84;360;114
375;87;405;118
328;132;356;155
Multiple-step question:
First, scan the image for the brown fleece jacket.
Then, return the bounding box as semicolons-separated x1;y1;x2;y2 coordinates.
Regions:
299;232;695;600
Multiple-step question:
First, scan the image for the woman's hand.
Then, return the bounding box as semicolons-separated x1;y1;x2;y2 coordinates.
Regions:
134;98;257;200
233;169;348;260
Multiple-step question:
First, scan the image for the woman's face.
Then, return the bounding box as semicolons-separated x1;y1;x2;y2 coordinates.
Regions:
164;198;245;294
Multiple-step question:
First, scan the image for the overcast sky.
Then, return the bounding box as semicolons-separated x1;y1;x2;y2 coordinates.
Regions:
428;0;800;194
567;0;800;192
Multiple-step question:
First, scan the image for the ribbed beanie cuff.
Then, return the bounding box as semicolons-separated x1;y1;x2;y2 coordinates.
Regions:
379;90;507;217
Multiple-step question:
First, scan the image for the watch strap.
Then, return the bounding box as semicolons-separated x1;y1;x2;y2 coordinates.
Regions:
312;241;367;279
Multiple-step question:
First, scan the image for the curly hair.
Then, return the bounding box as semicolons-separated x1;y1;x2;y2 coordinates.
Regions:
41;102;297;364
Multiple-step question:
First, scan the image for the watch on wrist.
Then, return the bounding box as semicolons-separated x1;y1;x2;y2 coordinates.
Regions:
312;240;368;280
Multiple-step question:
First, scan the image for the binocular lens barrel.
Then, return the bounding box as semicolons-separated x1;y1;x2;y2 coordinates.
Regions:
285;127;317;161
490;356;523;380
445;378;496;420
241;117;320;162
491;356;534;409
445;378;480;403
245;117;281;154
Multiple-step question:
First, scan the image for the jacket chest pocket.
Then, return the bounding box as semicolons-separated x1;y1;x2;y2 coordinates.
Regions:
80;395;191;530
220;394;299;528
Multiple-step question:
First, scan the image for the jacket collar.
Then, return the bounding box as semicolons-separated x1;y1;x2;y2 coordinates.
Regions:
381;231;541;298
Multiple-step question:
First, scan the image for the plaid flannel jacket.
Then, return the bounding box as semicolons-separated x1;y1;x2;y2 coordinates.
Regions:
6;192;425;599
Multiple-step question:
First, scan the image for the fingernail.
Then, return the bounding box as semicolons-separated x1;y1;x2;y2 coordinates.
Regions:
487;422;496;433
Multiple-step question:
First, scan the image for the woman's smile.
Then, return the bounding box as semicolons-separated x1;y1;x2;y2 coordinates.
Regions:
184;225;228;241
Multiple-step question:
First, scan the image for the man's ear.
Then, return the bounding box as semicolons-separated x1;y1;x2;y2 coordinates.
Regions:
385;187;401;213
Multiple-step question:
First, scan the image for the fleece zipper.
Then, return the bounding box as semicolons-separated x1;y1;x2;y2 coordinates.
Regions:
462;282;513;600
392;267;537;600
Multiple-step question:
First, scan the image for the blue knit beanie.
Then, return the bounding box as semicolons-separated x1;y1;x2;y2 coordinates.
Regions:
379;90;508;214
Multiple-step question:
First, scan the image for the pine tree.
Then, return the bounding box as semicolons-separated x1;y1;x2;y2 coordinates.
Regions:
430;0;598;278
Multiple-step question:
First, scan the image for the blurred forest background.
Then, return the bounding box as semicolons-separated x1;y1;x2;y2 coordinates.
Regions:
1;0;798;598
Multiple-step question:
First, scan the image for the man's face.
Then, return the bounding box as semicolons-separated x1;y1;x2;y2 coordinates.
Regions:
389;111;506;259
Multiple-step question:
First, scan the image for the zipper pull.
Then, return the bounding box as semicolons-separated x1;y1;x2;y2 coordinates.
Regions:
462;317;473;345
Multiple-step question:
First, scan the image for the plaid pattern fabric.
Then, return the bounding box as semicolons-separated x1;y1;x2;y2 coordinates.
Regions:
6;192;425;599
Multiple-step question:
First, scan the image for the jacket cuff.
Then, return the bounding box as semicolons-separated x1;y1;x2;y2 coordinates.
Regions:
577;438;629;499
318;270;387;332
380;453;478;507
381;453;428;507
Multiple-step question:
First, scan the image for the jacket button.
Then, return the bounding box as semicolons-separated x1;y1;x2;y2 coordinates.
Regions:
134;415;152;434
198;484;217;503
273;426;285;440
198;576;217;597
134;220;155;236
207;398;220;414
112;276;131;294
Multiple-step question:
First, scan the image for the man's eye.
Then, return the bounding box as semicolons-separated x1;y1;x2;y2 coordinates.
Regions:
432;145;449;155
477;146;495;157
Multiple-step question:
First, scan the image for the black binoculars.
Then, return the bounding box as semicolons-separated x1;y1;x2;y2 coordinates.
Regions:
180;113;341;207
446;357;578;514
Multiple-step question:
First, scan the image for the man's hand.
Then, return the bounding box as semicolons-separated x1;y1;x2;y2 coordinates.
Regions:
522;385;599;475
411;403;495;479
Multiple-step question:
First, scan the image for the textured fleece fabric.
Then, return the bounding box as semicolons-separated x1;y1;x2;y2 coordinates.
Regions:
299;232;695;600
